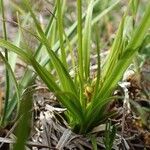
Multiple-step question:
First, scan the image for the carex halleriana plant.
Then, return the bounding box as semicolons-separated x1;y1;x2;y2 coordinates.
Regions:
0;0;120;127
0;0;150;134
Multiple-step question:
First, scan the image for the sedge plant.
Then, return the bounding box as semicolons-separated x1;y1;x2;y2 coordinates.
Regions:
0;0;120;127
0;0;150;135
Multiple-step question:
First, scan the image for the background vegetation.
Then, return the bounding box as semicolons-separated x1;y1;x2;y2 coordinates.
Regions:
0;0;149;149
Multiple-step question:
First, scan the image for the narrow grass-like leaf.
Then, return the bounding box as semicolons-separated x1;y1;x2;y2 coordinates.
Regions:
1;0;10;125
24;0;78;95
129;0;139;17
77;0;84;81
57;0;68;68
83;0;94;80
0;39;32;63
0;40;84;124
92;0;121;25
6;70;34;120
0;52;20;126
101;16;126;83
103;121;116;150
10;1;25;15
3;9;56;121
84;96;116;132
8;12;20;72
92;24;101;99
51;0;111;52
13;88;33;150
91;135;97;150
126;2;150;52
41;0;120;67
